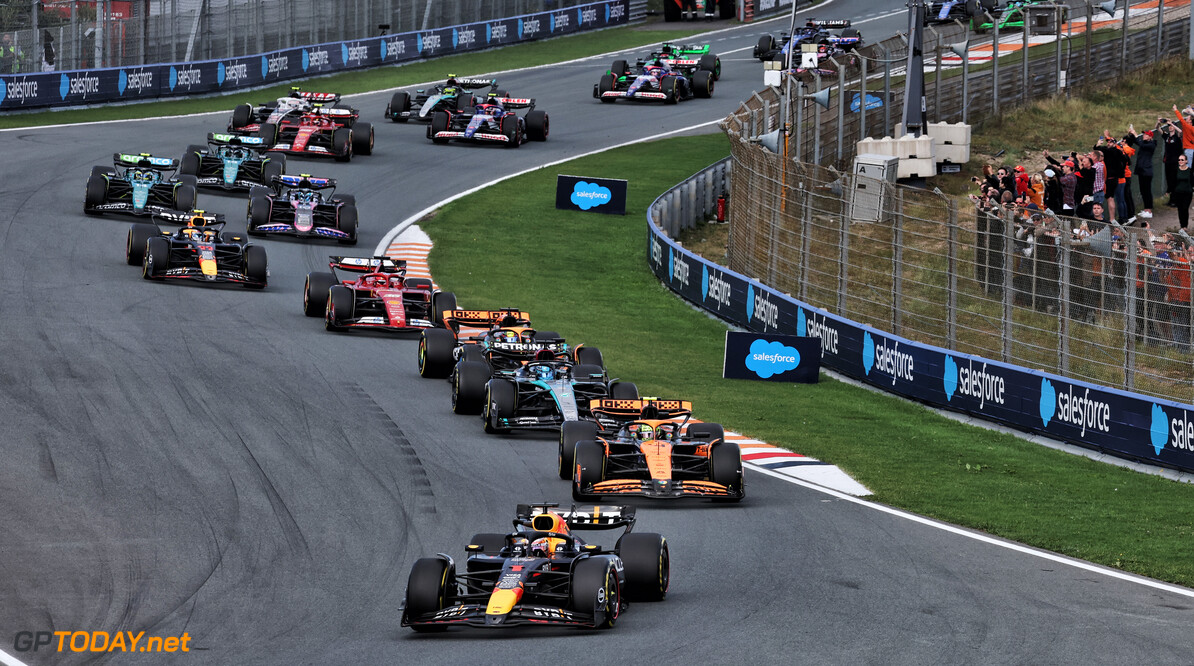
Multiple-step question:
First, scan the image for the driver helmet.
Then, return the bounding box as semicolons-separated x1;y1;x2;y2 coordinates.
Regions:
181;227;200;240
631;423;655;441
496;329;519;343
367;275;389;288
530;537;558;558
532;364;554;381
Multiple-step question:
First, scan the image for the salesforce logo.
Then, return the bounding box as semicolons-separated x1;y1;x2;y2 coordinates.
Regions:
0;78;6;104
943;355;1005;409
745;339;800;379
746;284;778;330
571;181;611;209
671;251;689;287
702;265;731;308
1039;378;1110;437
651;235;663;270
863;331;914;386
118;69;153;95
797;308;839;356
1149;404;1194;456
169;65;201;91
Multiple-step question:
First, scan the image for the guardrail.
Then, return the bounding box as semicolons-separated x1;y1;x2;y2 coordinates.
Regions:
0;0;633;110
648;158;1194;475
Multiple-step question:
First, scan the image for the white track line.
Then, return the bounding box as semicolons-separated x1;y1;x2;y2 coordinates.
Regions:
0;648;29;666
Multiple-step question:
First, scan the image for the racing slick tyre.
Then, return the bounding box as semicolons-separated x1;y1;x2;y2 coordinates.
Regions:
467;533;507;555
431;291;457;327
662;77;679;105
574;346;603;368
84;175;108;214
607;381;639;400
525;110;549;141
336;204;358;245
569;557;620;629
142;236;170;280
179;149;202;176
126;223;158;266
686;422;725;444
243;245;268;289
693;70;714;99
500;115;521;148
482;378;516;434
387;91;411;122
453;361;491;415
699;53;722;80
262;155;285;184
352;121;374;155
332;128;353;162
459;345;487;365
89;165;116;179
325;285;354;331
303;272;337;317
173;184;197;212
418;328;457;378
611;59;628;76
559;420;599;479
454;93;474;112
405;557;455;633
842;28;861;41
597;74;616;103
231;103;253;129
247;195;271;235
330;193;356;206
256;122;277;144
572;440;605;500
709;441;744;502
755;35;775;61
176;174;199;189
532;331;561;341
616;533;670;602
430;111;451;144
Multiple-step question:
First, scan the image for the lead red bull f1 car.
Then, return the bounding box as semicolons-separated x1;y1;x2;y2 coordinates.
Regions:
303;256;450;333
564;398;744;502
401;503;668;631
125;211;268;289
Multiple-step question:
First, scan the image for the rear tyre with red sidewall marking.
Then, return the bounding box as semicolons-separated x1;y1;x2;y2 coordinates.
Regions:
525;110;549;141
332;128;353;162
352;121;374;155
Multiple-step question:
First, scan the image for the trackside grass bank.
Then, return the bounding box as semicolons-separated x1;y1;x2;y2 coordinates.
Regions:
423;132;1194;587
0;25;714;130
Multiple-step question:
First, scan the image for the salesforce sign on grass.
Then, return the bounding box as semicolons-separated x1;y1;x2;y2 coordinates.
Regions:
556;174;627;215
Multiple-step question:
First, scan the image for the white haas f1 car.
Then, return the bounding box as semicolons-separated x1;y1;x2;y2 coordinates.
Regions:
427;94;549;147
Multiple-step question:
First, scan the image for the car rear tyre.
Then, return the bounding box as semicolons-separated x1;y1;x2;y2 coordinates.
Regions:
482;378;516;433
418;328;458;378
453;361;491;415
304;272;337;317
325;285;353;331
256;122;277;144
525;110;549;141
699;53;722;80
337;204;358;245
405;557;454;633
84;174;108;214
243;245;267;289
687;422;725;443
755;35;775;60
432;291;457;327
173;184;197;212
572;440;605;500
607;381;638;400
616;533;670;602
179;151;201;176
352;121;374;155
126;224;158;266
454;93;474;111
574;346;603;368
693;70;714;98
571;364;604;383
467;532;507;555
332;128;353;162
570;558;620;629
611;59;628;76
559;420;599;479
142;236;169;280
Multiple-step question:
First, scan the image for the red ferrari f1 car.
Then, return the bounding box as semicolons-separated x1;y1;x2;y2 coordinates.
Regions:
303;256;452;333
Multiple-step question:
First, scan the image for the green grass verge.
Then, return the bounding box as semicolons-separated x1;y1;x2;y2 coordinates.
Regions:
0;24;717;130
424;131;1194;587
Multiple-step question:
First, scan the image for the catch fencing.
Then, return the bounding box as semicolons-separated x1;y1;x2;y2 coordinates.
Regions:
718;0;1194;403
0;0;647;73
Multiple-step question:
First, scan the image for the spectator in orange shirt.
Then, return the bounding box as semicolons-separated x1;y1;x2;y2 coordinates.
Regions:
1174;104;1194;165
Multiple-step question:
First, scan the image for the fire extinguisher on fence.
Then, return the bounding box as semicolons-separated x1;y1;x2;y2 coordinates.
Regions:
716;193;727;223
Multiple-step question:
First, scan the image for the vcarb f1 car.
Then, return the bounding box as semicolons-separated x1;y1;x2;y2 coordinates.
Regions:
125;211;267;289
84;153;198;217
179;133;286;193
594;58;713;104
247;174;357;244
303;256;451;333
401;503;668;631
753;19;862;63
258;108;373;162
565;398;744;502
427;94;549;147
632;42;722;80
386;75;498;122
925;0;986;24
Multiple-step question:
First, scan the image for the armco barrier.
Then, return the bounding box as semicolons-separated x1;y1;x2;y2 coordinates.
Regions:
0;0;630;111
649;158;1194;474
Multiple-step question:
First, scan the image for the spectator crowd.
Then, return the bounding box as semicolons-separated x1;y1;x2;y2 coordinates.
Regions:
969;108;1194;349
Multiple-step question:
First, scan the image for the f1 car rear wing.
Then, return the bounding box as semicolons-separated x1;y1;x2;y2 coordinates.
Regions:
328;256;407;274
273;174;337;190
291;89;342;104
806;18;851;28
309;104;356;119
514;503;638;531
154;210;227;227
445;308;532;330
659;42;710;54
114;153;178;170
492;96;535;109
207;132;268;147
589;398;694;421
452;77;497;89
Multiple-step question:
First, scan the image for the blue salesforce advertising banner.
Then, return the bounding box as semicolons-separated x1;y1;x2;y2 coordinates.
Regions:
646;202;1194;473
556;175;628;215
0;0;630;110
723;331;820;383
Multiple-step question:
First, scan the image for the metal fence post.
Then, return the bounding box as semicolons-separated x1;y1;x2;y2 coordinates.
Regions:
838;216;849;315
992;14;1000;117
1085;7;1093;87
857;56;867;142
1002;209;1014;362
836;59;846;164
893;188;904;335
947;200;958;349
1056;5;1064;96
814;73;823;164
1022;19;1030;107
1120;0;1129;78
800;193;811;302
1126;245;1137;391
1059;236;1071;375
882;46;893;138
